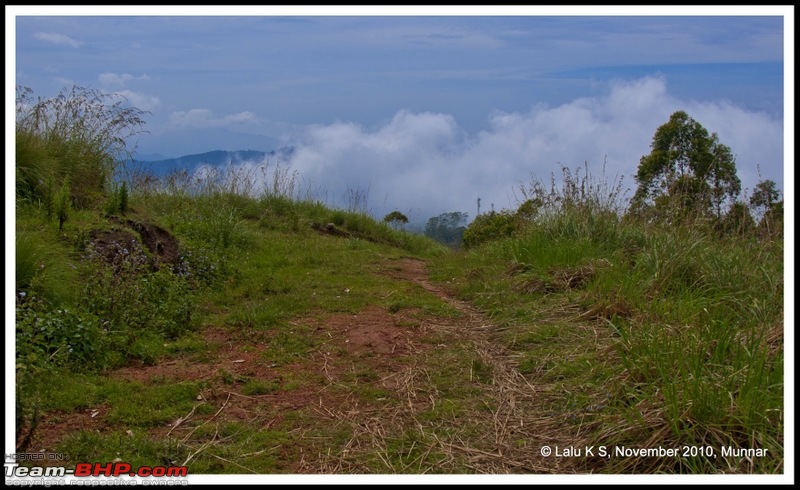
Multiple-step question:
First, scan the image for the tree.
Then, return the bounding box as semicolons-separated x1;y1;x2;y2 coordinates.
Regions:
749;179;783;237
55;178;71;231
383;210;409;230
424;211;468;247
718;201;756;237
750;179;781;216
631;111;741;223
462;210;516;249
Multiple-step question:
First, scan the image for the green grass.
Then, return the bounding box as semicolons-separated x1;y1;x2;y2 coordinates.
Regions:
14;96;783;475
429;202;783;474
15;178;783;474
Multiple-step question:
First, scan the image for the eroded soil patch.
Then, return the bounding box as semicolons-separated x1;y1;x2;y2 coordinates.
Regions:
87;216;182;271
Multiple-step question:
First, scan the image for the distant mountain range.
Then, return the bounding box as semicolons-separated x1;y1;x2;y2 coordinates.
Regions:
132;148;295;176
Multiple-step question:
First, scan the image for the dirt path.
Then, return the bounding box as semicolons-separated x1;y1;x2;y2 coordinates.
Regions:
378;258;562;473
30;257;576;474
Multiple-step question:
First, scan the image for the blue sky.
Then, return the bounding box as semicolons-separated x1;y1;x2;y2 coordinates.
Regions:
8;6;792;222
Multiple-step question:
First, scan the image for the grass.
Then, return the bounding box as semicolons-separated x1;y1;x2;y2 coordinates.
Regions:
13;168;489;473
13;89;784;476
427;171;784;474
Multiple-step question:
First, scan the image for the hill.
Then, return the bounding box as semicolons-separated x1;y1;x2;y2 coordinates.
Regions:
135;148;295;176
15;177;783;475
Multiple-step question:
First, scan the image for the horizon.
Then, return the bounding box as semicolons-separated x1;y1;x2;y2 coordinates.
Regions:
8;6;792;222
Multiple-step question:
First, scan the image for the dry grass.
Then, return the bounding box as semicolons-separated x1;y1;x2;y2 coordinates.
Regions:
299;261;627;474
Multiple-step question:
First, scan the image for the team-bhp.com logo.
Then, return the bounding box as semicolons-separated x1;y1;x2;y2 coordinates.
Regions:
6;461;188;484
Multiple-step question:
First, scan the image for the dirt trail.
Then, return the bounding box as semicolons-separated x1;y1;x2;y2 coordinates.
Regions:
29;256;574;474
379;258;562;473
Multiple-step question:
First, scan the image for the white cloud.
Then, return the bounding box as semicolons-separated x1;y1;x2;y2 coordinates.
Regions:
168;109;260;129
98;72;150;86
115;90;161;112
33;32;81;48
281;76;784;222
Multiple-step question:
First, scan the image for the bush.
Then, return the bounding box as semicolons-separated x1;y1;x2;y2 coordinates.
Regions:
16;306;104;369
462;211;517;249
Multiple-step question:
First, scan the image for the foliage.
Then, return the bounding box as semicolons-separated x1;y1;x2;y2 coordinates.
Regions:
119;181;129;214
425;211;468;247
717;201;757;237
54;178;72;230
431;185;783;473
80;244;196;343
383;210;409;230
15;85;148;208
15;230;76;308
749;179;783;238
14;84;783;474
749;179;781;212
516;162;629;220
462;210;517;249
631;111;741;223
16;306;104;369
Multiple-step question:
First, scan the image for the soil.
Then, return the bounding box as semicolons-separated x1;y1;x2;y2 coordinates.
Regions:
22;257;565;474
88;216;182;271
121;218;181;269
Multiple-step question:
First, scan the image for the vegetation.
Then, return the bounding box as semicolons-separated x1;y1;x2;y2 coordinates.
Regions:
424;211;468;247
443;112;783;473
15;85;148;209
13;90;783;476
383;210;409;230
629;110;756;232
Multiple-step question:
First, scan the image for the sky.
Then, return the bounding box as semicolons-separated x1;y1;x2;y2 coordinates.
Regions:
8;6;792;223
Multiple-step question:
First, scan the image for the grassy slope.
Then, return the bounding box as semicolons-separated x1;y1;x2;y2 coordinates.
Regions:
429;213;784;473
14;189;784;475
16;192;499;474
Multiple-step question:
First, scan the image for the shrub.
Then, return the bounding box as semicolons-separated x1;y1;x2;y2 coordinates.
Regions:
16;306;104;369
462;210;517;249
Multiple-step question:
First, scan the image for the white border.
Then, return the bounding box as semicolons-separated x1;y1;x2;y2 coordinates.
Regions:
6;5;794;485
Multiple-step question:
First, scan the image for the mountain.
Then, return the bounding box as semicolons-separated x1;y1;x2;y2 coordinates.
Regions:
132;127;284;161
134;148;295;176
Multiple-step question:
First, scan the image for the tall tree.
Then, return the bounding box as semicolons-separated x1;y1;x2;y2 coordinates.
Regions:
631;111;741;222
749;179;781;215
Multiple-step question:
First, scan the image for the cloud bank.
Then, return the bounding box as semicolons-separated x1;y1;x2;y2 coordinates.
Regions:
278;76;783;223
116;90;161;112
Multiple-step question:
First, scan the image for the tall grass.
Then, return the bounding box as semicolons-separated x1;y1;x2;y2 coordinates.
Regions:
15;85;148;208
432;162;784;473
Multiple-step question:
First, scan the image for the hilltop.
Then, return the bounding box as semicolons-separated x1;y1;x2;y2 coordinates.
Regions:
134;148;295;176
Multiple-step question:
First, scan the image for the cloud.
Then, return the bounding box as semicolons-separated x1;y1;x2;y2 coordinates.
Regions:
279;76;783;223
98;72;150;86
115;90;161;112
168;109;260;129
54;77;75;87
33;32;82;48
